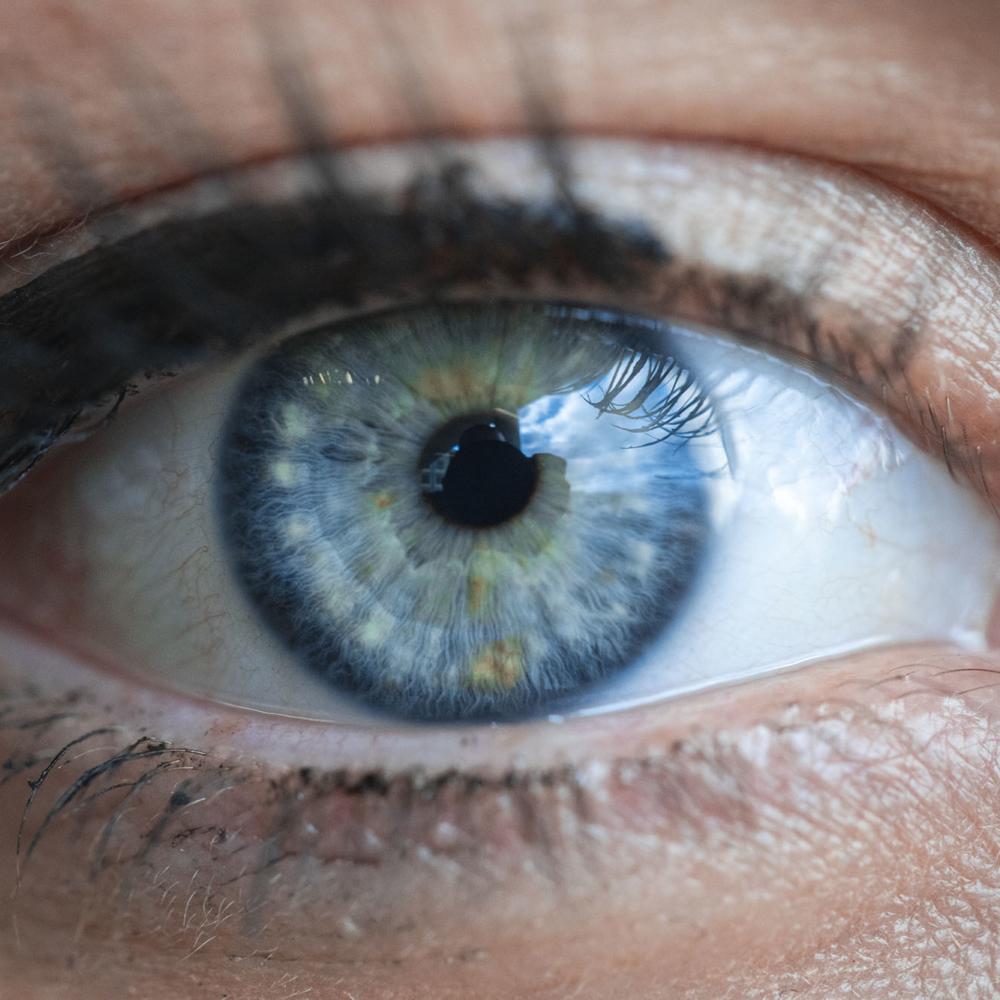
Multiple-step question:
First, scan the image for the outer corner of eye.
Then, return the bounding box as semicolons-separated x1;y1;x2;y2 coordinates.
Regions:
0;297;995;730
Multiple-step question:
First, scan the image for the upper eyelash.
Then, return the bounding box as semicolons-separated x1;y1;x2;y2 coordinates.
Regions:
0;151;939;507
0;160;669;495
0;166;936;503
3;0;987;530
0;20;936;501
0;0;585;496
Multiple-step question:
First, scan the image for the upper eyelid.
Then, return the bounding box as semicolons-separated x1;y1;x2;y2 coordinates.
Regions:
0;145;669;494
4;0;998;249
0;137;995;510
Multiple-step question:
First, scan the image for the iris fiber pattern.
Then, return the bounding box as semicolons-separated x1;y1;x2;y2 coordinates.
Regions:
217;302;711;721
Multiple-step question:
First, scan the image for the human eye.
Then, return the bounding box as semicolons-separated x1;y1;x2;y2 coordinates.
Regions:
2;131;999;991
0;141;996;732
4;4;1000;999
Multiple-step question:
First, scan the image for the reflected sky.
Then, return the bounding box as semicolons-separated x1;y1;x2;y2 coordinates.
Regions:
517;364;704;494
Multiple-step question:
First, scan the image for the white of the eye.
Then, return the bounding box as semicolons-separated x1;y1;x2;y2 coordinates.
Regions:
44;317;1000;725
570;324;1000;716
29;131;1000;724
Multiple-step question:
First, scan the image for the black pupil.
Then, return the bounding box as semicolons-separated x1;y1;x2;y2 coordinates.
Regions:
426;423;538;528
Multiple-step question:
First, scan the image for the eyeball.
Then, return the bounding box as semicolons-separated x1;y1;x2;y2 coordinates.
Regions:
0;299;995;726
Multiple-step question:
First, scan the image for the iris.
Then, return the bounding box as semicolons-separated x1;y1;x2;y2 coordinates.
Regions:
217;301;713;721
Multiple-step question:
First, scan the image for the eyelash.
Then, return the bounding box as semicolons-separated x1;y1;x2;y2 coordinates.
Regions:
0;157;663;490
0;145;928;508
0;32;995;966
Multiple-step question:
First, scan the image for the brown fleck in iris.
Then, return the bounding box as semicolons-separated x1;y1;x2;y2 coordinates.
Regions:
468;638;524;690
467;575;492;615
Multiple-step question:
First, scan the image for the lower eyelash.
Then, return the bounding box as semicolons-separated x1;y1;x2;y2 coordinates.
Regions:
5;684;601;901
7;650;974;952
8;676;731;934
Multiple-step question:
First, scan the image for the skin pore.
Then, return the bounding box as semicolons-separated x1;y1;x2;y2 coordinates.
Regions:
3;0;1000;997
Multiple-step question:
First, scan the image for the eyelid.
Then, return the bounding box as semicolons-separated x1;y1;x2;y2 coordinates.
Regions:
1;137;998;513
5;639;999;985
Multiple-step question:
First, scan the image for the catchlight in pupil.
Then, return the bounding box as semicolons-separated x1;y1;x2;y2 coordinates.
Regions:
420;411;539;528
216;301;712;723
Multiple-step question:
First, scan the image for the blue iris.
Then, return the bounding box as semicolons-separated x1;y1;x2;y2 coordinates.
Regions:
217;301;712;722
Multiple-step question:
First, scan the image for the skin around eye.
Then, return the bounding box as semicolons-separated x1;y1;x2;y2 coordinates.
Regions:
4;2;1000;999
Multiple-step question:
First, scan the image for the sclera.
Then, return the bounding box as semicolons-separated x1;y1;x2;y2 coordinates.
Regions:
0;310;994;723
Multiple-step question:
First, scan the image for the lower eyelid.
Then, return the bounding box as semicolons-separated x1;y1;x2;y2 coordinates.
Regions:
2;636;997;970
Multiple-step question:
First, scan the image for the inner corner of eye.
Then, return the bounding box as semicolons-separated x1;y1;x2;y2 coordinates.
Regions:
8;298;997;729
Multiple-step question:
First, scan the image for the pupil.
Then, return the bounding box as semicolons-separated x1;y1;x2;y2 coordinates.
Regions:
423;421;538;528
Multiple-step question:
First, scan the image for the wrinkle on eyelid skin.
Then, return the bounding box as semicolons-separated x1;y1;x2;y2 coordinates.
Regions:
2;643;1000;997
3;0;1000;246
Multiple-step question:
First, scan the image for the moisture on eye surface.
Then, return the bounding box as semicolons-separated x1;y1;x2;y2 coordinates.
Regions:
216;301;714;722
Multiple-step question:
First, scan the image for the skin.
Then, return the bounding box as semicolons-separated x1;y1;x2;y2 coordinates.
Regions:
2;0;1000;997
